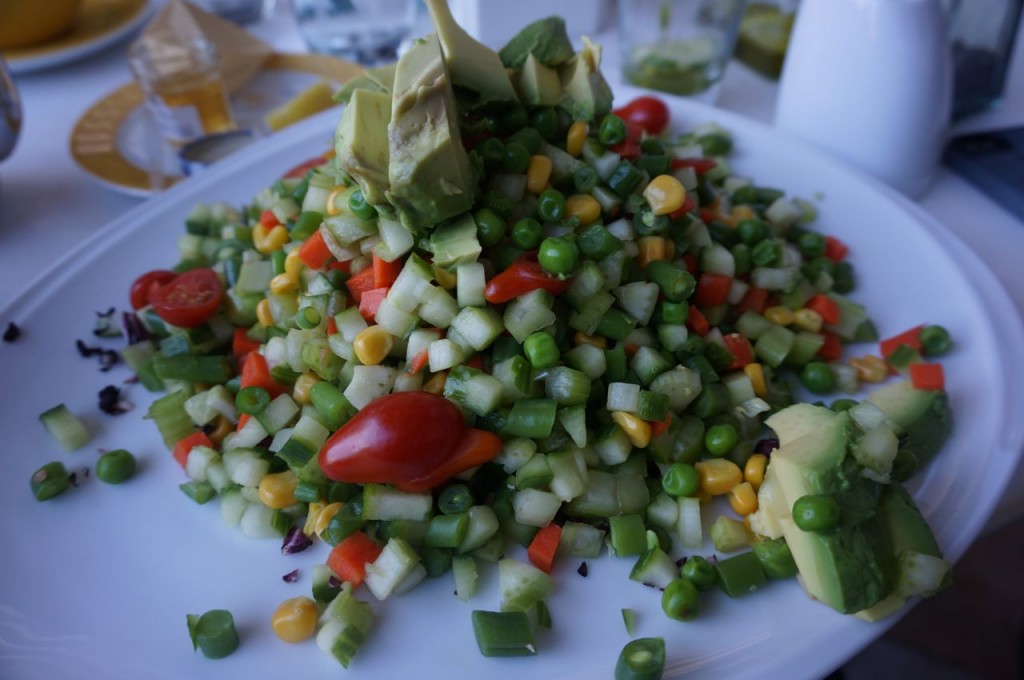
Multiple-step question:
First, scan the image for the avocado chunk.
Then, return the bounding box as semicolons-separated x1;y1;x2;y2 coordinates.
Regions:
424;0;518;104
499;16;575;68
764;406;893;614
335;63;398;104
558;36;613;122
386;34;478;230
515;53;562;107
335;88;392;206
868;380;953;471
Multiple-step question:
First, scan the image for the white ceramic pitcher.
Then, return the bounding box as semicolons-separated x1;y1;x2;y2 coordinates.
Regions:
774;0;953;198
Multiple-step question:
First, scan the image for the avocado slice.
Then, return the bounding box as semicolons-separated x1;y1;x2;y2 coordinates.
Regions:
386;34;478;230
334;63;398;104
424;0;518;104
515;53;562;107
335;88;392;206
868;380;953;471
558;36;614;122
499;16;575;68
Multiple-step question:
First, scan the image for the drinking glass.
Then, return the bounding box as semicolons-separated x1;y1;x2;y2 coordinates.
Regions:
289;0;420;65
619;0;747;102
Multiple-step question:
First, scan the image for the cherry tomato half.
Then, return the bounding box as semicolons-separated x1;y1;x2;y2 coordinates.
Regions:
129;270;178;310
613;96;670;136
283;155;328;179
149;268;224;328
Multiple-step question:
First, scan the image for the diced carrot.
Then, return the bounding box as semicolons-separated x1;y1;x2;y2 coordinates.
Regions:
686;306;709;337
345;266;376;305
818;330;843;362
694;272;733;307
358;287;389;322
240;351;288;398
236;413;251;432
259;209;279;228
327;259;352;273
327;531;384;588
297;230;333;270
326;317;338;336
405;349;429;375
649;415;672;438
722;333;754;370
172;431;212;469
736;286;769;314
232;327;261;363
372;253;403;289
465;354;485;370
527;523;563;574
879;325;924;358
824;236;849;262
805;294;841;325
909;362;945;391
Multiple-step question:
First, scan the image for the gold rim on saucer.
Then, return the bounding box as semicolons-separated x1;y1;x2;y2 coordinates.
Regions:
3;0;149;70
70;53;364;195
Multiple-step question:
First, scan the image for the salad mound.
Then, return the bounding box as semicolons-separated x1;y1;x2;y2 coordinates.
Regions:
53;3;957;673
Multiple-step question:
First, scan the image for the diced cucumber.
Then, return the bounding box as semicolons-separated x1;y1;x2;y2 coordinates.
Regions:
364;537;421;600
39;404;90;452
362;484;432;521
453;555;479;602
498;558;553;612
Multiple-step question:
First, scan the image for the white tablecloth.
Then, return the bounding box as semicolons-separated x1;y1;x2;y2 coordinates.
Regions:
3;1;1023;520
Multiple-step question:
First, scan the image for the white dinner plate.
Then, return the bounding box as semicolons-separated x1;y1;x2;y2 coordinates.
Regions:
2;87;1023;680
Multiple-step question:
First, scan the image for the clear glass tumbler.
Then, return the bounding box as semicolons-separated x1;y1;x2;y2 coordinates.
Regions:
289;0;420;65
128;33;237;147
619;0;748;102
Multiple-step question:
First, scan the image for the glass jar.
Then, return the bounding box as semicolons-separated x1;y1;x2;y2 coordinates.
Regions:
733;0;800;79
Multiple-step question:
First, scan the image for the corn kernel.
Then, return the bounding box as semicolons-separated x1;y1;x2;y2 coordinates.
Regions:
729;204;756;226
643;174;687;216
729;481;759;516
207;415;233;447
851;354;888;383
255;224;289;254
269;272;299;295
764;305;795;326
567;121;588;157
743;363;767;397
793;308;824;333
526;155;553;194
325;185;352;216
636;236;668;268
422;371;447;394
573;331;607;349
271;596;318;643
566;194;602;224
696;489;713;504
664;239;676;259
314;501;344;537
744;453;768;491
611;411;651;449
293;372;320;405
284;249;305;277
433;264;456;290
303;501;324;536
258;470;299;509
256;298;274;327
353;325;394;365
694;458;743;496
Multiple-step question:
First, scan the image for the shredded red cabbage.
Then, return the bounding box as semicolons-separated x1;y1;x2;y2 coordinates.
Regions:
753;438;779;456
98;385;132;415
282;569;300;583
281;526;312;555
121;311;150;345
76;339;119;372
3;322;20;342
577;562;588;577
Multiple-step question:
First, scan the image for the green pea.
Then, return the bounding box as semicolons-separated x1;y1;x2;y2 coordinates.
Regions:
800;361;835;395
661;462;700;497
920;325;953;356
792;494;841;532
498;105;529;133
598;113;627;145
704;423;739;457
680;555;717;591
699;133;732;156
661;577;700;621
96;449;137;484
830;398;858;412
797;232;826;258
502;141;531;174
537;188;566;222
483;190;515;218
511;218;543;249
236;385;270;415
474;208;506;247
537;236;578;275
476;137;505;167
735;219;768;245
530;107;559;141
347;189;376;221
523;331;560;369
30;461;71;501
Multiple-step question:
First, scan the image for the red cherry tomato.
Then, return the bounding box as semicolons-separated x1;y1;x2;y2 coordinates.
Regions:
318;392;502;493
129;270;178;310
283;155;328;179
483;253;572;304
149;268;224;328
613;96;670;135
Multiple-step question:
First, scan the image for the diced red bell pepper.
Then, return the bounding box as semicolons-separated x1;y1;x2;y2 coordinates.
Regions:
736;287;769;314
372;253;403;289
909;362;945;391
345;266;376;305
805;294;841;326
240;351;288;398
649;415;672;438
259;209;279;228
670;157;718;174
527;523;562;574
722;333;755;370
817;330;843;362
483;255;571;304
686;306;709;337
879;325;924;358
232;327;261;363
669;193;698;220
327;531;383;588
694;272;733;307
172;431;212;469
297;230;333;270
824;236;849;262
358;287;389;322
